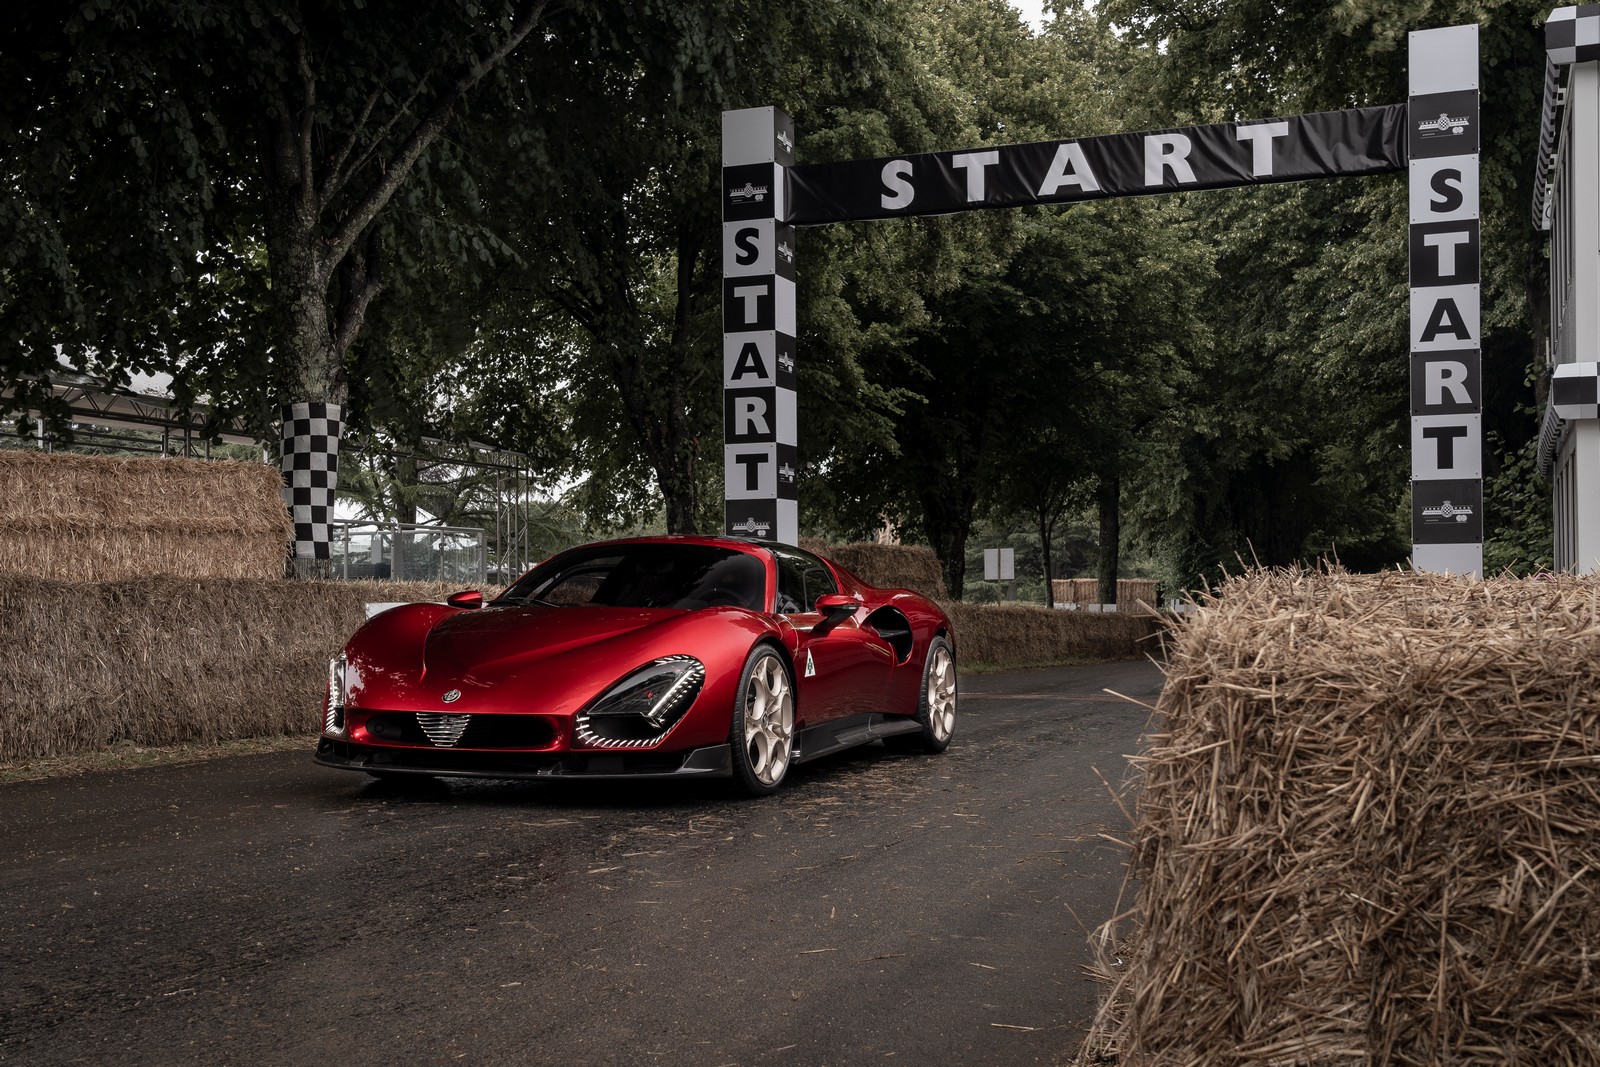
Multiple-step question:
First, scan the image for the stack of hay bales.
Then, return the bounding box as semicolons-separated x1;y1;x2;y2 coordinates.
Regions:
941;600;1162;666
0;575;459;761
0;451;461;762
1051;577;1158;610
0;450;291;580
800;538;948;598
1078;569;1600;1064
802;539;1163;666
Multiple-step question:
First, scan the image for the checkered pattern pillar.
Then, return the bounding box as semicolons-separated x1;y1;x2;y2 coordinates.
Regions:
1408;25;1482;576
280;402;343;562
721;107;798;544
1546;5;1600;64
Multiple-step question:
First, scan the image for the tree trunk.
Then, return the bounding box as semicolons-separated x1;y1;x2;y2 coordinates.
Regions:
1040;509;1056;609
922;484;977;601
1096;472;1120;608
261;5;546;571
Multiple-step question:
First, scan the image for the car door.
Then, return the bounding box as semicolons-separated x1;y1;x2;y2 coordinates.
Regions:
773;547;894;723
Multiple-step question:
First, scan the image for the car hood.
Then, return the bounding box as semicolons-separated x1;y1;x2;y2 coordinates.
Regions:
423;604;685;680
345;600;766;719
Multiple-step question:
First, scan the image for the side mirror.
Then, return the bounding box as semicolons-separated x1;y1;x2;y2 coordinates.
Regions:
446;590;484;610
812;593;860;637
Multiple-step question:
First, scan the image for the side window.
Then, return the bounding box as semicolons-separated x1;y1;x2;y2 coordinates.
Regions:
802;561;837;608
774;551;809;614
772;549;838;614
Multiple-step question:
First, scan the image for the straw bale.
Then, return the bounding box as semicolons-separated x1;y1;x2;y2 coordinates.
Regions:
0;451;289;581
0;560;1156;762
942;600;1163;667
802;539;948;599
799;540;1157;663
0;576;455;761
1078;569;1600;1065
1052;578;1160;610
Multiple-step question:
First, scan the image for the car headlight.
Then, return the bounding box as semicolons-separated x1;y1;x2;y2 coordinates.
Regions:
324;654;347;736
576;657;706;747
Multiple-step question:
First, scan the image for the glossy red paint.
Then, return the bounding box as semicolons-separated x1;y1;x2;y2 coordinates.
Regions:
314;536;955;786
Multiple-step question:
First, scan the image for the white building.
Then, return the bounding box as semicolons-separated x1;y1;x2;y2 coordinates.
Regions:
1535;7;1600;571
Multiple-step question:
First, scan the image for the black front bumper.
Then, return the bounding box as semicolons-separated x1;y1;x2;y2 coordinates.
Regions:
314;738;733;780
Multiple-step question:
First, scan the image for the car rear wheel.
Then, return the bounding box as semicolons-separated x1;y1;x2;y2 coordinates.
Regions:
886;636;956;754
729;645;794;796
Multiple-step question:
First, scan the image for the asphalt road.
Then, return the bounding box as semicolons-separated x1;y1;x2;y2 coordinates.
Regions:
0;659;1163;1067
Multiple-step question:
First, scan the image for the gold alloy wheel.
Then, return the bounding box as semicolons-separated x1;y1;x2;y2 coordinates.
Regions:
742;652;794;786
926;644;957;743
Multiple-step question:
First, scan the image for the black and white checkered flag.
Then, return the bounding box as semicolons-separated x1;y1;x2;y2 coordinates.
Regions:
280;402;343;562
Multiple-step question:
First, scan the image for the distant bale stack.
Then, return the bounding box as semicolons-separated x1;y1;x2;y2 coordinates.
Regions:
0;451;289;580
1051;577;1158;609
942;600;1162;666
1080;569;1600;1064
801;539;948;599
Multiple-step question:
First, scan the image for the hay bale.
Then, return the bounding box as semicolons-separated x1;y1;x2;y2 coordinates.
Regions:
1052;578;1159;610
0;576;457;761
0;451;290;580
1080;569;1600;1064
802;540;1159;665
0;560;1155;762
942;600;1162;667
802;539;948;599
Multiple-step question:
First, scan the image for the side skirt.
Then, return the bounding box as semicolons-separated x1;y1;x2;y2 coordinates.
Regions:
792;713;921;765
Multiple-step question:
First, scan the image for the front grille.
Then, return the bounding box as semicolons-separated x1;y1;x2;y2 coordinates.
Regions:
363;712;557;750
417;713;470;746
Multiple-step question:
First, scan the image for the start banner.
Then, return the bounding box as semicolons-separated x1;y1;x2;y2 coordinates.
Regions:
786;104;1407;225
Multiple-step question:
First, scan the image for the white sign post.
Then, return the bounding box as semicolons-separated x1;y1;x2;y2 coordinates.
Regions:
983;547;1015;602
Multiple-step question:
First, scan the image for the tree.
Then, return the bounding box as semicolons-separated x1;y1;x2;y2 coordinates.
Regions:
1099;0;1552;584
353;1;924;536
8;0;559;407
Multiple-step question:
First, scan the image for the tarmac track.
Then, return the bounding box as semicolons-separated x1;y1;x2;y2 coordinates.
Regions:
0;659;1163;1067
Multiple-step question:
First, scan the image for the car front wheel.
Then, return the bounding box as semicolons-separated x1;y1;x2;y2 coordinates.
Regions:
887;636;956;754
729;645;795;796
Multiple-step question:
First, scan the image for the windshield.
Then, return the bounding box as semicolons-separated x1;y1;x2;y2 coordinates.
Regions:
494;543;767;611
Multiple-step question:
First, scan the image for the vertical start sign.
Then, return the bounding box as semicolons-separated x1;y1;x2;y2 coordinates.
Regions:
722;107;798;543
1409;25;1482;576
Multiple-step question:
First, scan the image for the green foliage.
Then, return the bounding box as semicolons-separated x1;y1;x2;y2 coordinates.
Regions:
3;0;1557;581
1483;430;1554;575
1093;0;1550;589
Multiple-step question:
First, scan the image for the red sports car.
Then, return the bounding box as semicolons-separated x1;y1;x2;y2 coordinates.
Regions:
314;537;957;794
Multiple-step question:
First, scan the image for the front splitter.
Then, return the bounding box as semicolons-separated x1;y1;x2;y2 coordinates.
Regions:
314;738;733;780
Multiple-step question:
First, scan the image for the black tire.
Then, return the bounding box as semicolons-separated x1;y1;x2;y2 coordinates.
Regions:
885;636;956;754
728;644;795;796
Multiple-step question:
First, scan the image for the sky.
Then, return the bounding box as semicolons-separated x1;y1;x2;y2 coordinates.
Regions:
1009;0;1048;33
